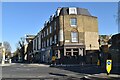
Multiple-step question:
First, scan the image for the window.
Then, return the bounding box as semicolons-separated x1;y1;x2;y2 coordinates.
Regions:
71;32;78;42
38;36;41;49
50;37;52;45
44;31;46;37
47;39;49;47
69;8;77;14
37;37;39;50
47;28;48;35
42;33;43;38
50;26;52;33
54;21;56;30
70;18;77;26
54;35;57;44
33;40;36;50
44;41;46;47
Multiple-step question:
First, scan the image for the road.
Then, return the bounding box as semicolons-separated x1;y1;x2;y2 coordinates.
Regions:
1;63;120;80
1;63;87;80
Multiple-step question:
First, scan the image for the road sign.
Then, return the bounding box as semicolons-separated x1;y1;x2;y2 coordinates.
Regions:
52;56;56;61
106;59;112;75
97;59;100;66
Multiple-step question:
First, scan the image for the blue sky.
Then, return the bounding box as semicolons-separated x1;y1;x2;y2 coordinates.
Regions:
2;2;118;52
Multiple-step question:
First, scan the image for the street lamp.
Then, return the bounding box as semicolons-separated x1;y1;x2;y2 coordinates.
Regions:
51;41;57;65
90;44;92;64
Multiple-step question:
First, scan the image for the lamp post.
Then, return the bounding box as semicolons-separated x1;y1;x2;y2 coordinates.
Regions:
52;41;55;56
90;44;92;64
2;48;5;64
51;41;56;65
98;39;101;66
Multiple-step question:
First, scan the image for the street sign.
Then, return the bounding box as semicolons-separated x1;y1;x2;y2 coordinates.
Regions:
97;59;100;66
52;56;56;61
106;59;112;75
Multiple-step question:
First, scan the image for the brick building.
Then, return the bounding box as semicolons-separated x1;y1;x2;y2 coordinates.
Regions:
31;7;99;64
109;33;120;63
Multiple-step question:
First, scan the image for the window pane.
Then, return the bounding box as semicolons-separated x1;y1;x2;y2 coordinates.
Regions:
54;21;56;30
50;26;52;33
47;28;48;35
54;35;57;44
71;32;78;42
70;18;77;26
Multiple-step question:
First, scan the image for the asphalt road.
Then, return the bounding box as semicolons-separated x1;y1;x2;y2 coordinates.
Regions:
1;63;87;80
1;63;120;80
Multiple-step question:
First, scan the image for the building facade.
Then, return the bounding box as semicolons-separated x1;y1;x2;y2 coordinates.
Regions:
30;7;99;64
0;43;2;63
32;31;41;63
105;33;120;64
25;35;35;63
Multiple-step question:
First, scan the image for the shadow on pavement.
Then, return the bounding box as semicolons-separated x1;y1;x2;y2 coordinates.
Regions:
49;72;67;76
52;64;120;75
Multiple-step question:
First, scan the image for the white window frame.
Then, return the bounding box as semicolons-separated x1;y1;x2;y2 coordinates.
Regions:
47;28;48;35
54;35;57;44
50;26;52;33
50;37;52;46
38;35;41;49
70;18;77;27
54;21;56;30
71;32;78;42
69;8;77;14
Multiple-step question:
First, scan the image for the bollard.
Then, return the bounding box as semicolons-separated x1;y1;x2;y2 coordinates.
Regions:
97;59;100;66
2;60;5;64
106;59;112;75
9;59;12;63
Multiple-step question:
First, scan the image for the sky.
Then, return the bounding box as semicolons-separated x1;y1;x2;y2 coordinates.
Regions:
1;2;118;52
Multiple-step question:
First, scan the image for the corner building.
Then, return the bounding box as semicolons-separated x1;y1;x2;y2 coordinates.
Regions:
40;7;99;63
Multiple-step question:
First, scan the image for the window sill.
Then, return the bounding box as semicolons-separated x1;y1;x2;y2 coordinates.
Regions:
71;25;77;27
71;41;78;43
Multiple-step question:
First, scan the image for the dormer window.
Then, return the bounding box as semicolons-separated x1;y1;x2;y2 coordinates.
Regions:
69;8;77;14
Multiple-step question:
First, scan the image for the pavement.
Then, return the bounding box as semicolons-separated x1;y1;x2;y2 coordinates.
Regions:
0;63;50;67
1;63;120;80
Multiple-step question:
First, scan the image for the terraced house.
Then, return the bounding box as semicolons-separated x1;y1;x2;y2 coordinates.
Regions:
31;7;99;64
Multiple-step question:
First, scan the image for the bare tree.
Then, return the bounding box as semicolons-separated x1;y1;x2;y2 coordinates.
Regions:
18;37;25;62
3;41;11;52
3;41;12;59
